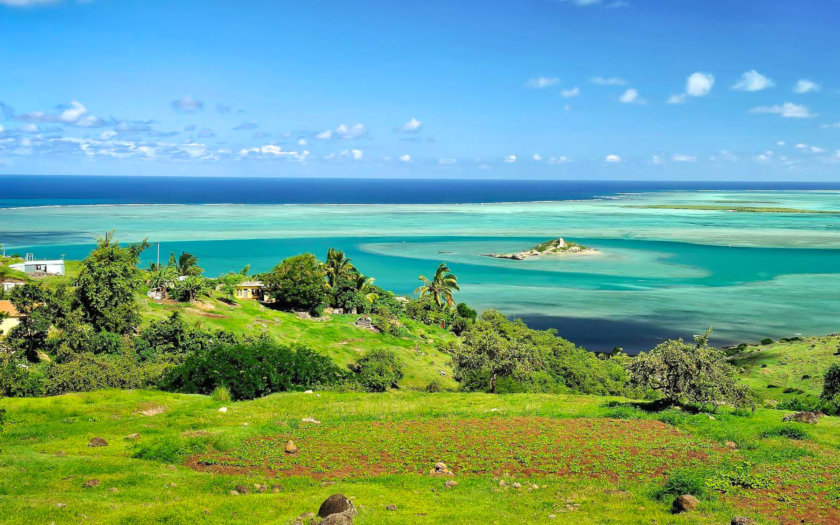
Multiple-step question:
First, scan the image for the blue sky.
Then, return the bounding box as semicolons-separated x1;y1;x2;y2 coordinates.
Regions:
0;0;838;179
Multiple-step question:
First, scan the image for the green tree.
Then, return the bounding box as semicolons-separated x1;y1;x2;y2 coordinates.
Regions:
415;262;460;309
218;271;246;300
168;251;203;276
7;283;52;362
821;364;840;403
75;232;149;334
263;254;328;315
450;310;543;393
172;275;210;302
627;330;750;408
325;248;355;289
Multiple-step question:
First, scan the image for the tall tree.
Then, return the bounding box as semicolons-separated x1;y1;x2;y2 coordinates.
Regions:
262;254;328;314
325;248;355;289
75;232;149;334
415;262;460;309
7;283;52;362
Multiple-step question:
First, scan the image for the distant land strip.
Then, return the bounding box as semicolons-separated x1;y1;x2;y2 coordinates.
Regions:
625;204;840;214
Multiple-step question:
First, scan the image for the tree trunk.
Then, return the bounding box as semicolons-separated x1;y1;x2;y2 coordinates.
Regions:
489;373;497;394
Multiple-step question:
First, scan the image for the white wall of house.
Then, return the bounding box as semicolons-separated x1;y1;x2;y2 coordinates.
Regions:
9;260;65;276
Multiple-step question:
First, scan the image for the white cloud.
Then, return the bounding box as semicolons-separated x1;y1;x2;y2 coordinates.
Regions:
297;138;307;146
21;123;39;133
438;158;457;165
337;148;363;160
619;88;646;104
777;141;786;146
590;76;627;86
749;102;817;118
821;122;840;129
651;155;665;165
399;154;411;162
672;153;697;162
605;154;621;163
794;79;821;94
396;117;422;133
794;143;825;153
171;94;203;113
526;77;559;89
668;72;714;103
732;70;775;92
533;153;543;161
547;156;571;164
560;87;580;98
563;104;572;111
504;155;517;163
238;144;308;161
59;100;87;122
318;123;366;140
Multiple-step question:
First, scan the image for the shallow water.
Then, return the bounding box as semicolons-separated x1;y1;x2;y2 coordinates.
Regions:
3;189;839;351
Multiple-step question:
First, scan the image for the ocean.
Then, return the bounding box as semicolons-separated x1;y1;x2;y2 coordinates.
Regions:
2;175;840;352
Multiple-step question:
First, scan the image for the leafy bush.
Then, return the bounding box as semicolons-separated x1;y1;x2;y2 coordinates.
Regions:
821;364;840;402
424;379;444;393
44;350;169;395
705;462;773;492
0;354;44;397
355;349;404;392
760;338;774;345
163;341;348;400
371;314;409;337
136;312;236;358
262;254;328;315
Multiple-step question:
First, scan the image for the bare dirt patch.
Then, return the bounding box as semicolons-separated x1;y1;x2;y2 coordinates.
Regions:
137;404;166;416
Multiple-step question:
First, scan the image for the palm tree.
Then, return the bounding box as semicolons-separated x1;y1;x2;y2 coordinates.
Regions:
354;274;379;305
415;263;460;309
325;248;355;288
169;251;203;276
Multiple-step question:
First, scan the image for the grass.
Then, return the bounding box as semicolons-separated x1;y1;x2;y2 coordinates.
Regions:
2;389;840;524
137;293;459;390
730;335;840;405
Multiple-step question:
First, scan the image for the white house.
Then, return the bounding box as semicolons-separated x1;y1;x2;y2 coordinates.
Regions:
1;279;25;293
9;253;65;276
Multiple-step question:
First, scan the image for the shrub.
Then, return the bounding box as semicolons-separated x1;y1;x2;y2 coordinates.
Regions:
424;379;444;393
163;341;348;400
44;351;166;395
355;349;404;392
657;467;712;500
706;462;772;492
760;338;774;345
821;364;840;401
136;312;236;358
0;354;44;397
132;437;206;463
211;385;231;402
262;254;328;315
762;425;809;440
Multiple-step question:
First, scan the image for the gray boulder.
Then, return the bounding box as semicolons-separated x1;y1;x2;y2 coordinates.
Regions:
317;494;357;518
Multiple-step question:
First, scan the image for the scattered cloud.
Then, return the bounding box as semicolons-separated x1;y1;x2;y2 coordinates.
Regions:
590;76;627;86
793;79;821;94
197;128;215;138
619;88;645;104
605;154;621;163
668;72;714;103
171;94;203;113
14;100;106;128
731;70;775;92
547;156;571;164
533;153;543;161
297;138;307;146
339;148;363;160
672;153;697;162
820;121;840;129
560;87;580;98
0;0;58;6
526;76;559;89
399;154;411;162
749;102;817;118
239;144;309;161
504;155;517;163
651;155;665;164
438;158;457;165
794;143;825;153
317;123;367;140
395;117;422;133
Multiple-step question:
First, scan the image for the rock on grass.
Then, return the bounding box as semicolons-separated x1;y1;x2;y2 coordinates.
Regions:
88;437;108;447
672;494;700;513
317;494;357;518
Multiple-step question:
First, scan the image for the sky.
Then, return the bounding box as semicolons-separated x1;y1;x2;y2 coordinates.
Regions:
0;0;838;180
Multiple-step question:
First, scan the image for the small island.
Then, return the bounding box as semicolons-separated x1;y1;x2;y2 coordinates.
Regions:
482;238;599;260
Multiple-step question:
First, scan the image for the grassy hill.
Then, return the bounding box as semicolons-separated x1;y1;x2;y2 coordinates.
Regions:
2;389;840;524
138;294;459;390
730;335;840;406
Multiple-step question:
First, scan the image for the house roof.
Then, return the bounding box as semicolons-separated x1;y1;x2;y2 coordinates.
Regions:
237;281;263;287
0;300;20;317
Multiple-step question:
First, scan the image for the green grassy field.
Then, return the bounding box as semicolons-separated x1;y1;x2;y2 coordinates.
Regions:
138;294;458;389
2;390;839;524
730;335;840;405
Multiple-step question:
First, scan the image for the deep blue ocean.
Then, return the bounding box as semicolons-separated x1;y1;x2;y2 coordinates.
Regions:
3;175;840;206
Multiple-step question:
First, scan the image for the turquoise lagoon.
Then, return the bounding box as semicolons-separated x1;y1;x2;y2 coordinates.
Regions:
3;189;840;351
